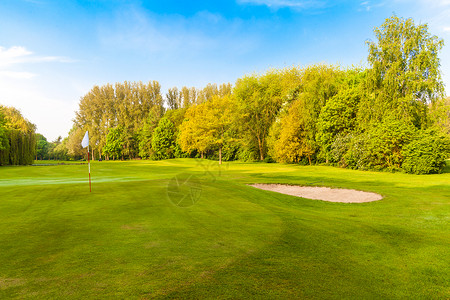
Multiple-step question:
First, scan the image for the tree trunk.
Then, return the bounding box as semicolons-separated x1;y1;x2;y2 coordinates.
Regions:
201;152;204;159
219;146;222;165
257;136;264;161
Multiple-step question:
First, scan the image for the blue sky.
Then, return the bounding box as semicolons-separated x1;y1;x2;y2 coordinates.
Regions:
1;0;450;141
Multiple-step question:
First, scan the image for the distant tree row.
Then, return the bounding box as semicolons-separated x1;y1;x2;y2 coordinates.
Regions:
48;15;450;173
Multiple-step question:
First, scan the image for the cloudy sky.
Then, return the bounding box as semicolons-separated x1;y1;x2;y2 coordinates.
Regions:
1;0;449;141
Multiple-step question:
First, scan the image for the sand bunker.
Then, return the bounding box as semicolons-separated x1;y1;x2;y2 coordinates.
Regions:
250;184;383;203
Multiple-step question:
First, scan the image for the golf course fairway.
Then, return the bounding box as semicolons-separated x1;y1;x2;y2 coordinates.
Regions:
0;159;448;298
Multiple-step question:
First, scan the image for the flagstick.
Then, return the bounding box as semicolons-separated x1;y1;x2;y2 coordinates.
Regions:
88;145;91;192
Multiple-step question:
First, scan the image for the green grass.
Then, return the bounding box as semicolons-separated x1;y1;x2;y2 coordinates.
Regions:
0;159;448;299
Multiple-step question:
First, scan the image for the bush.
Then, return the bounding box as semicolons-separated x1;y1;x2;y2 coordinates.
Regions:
263;156;276;163
402;130;450;174
362;117;415;171
330;133;352;166
330;133;371;170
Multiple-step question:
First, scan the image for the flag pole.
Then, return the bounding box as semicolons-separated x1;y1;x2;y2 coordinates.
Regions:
82;130;91;192
88;144;91;192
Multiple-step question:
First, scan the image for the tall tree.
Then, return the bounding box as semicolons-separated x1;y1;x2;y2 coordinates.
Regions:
218;83;232;97
151;117;178;160
75;81;164;159
363;15;444;128
0;105;36;165
197;83;219;104
138;104;164;159
269;64;342;163
316;68;365;162
66;125;84;159
166;87;180;110
272;98;313;164
234;71;284;160
178;104;211;158
179;95;235;164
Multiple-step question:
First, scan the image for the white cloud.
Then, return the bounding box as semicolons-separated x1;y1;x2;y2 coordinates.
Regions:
360;1;371;11
0;45;72;68
0;45;73;79
0;46;32;67
358;1;386;12
237;0;326;10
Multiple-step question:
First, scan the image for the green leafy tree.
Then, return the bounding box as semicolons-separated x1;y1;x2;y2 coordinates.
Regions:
365;116;417;170
65;125;84;159
151;117;177;160
363;15;444;128
36;134;50;160
234;71;284;161
52;137;70;161
75;81;164;159
332;117;417;171
47;136;61;160
429;97;450;135
138;106;164;159
402;129;450;174
0;105;36;165
102;126;125;160
317;69;364;162
271;64;342;164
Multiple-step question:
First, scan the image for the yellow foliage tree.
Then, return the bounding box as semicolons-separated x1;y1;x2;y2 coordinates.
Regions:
179;95;235;164
273;99;314;164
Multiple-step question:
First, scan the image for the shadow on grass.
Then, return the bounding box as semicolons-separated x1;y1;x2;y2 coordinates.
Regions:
441;160;450;174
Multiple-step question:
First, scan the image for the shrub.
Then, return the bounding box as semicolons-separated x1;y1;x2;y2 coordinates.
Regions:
402;130;450;174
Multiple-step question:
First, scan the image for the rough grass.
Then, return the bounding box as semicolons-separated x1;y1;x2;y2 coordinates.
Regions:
0;159;448;299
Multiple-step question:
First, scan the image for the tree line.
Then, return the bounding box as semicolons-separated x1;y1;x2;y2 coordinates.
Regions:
60;16;450;174
3;15;450;173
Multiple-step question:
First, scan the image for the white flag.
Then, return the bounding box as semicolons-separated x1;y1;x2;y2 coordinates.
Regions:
81;131;89;148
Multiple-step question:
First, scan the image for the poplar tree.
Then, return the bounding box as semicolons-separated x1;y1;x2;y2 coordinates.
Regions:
165;87;179;110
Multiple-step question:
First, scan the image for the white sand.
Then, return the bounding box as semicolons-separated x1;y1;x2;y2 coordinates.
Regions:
250;184;383;203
